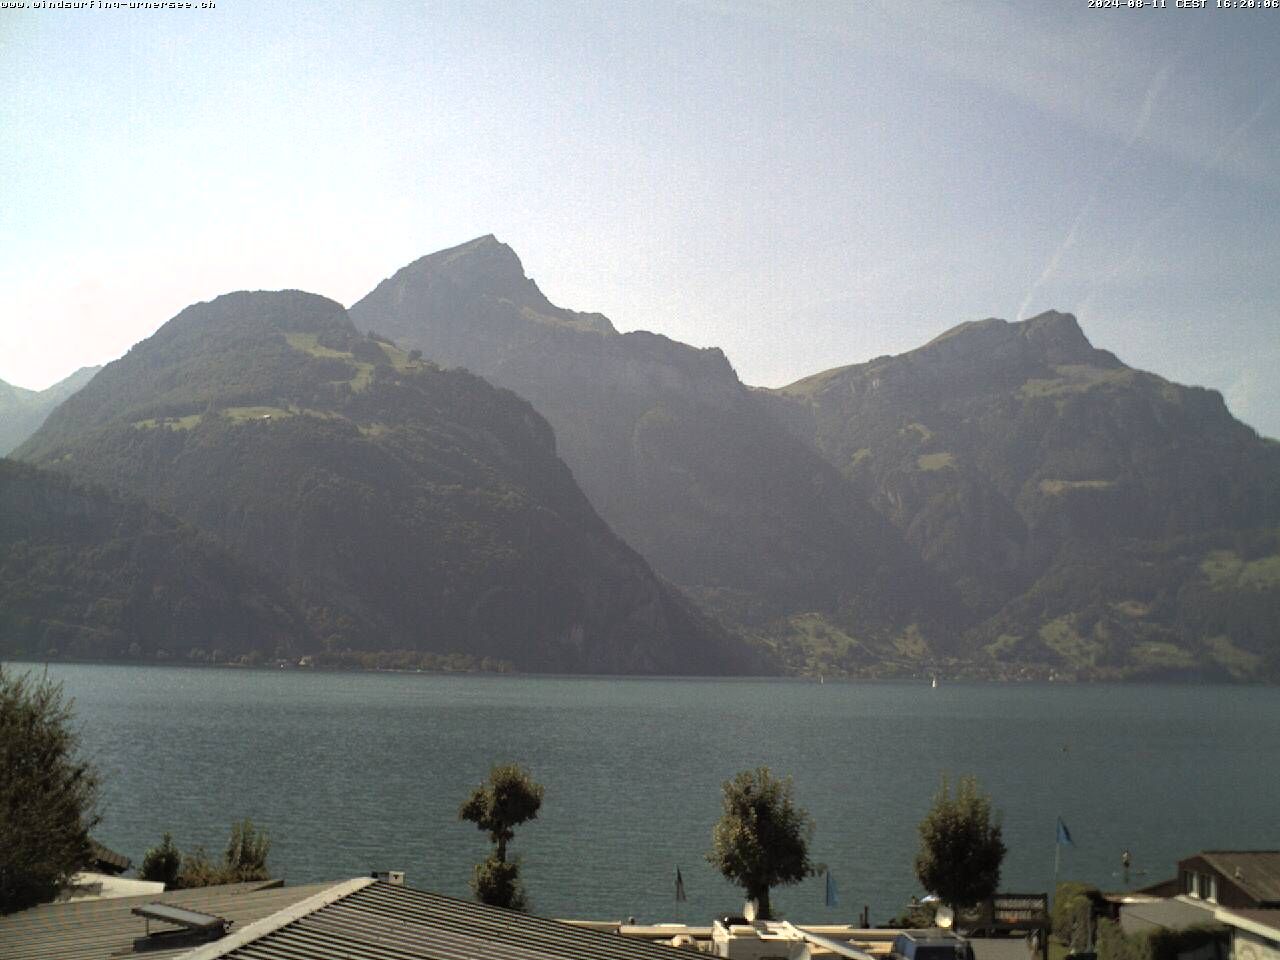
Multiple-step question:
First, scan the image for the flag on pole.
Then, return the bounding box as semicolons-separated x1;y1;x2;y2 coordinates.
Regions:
1057;817;1073;846
825;870;839;907
676;867;687;902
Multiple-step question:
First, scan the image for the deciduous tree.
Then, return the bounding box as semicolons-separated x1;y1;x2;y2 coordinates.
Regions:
707;767;814;920
914;775;1006;913
460;763;543;910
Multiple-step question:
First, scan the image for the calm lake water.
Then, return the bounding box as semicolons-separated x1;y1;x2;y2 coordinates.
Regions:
10;663;1280;923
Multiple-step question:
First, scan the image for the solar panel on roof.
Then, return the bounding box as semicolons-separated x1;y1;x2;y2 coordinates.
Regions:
132;902;230;935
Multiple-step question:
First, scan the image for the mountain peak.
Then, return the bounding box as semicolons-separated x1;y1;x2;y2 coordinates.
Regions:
160;289;353;343
405;234;529;290
920;310;1107;368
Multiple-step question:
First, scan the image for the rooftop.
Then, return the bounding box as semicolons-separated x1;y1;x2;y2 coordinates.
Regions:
0;879;334;960
1194;852;1280;905
179;878;688;960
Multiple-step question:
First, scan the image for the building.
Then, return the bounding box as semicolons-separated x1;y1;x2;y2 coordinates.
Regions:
1177;854;1280;910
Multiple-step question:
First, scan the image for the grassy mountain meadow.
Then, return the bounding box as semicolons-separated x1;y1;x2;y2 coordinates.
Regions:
14;290;755;674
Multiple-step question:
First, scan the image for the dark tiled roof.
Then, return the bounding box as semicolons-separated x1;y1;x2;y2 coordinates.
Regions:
1199;852;1280;906
0;880;334;960
197;879;686;960
88;838;132;874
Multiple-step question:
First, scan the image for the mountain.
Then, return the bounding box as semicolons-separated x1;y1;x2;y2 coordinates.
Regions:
350;236;962;661
16;290;751;674
768;311;1280;680
0;459;309;662
0;367;100;455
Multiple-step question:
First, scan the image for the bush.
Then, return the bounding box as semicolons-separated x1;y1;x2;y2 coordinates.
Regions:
139;833;182;888
471;854;526;911
1097;918;1227;960
224;819;271;882
173;820;272;888
177;845;222;889
1053;882;1098;950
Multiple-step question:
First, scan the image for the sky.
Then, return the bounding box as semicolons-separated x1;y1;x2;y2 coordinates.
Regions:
2;0;1278;436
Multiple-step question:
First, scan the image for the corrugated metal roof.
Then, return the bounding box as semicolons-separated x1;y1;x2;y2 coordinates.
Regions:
0;879;336;960
1200;852;1280;906
193;880;687;959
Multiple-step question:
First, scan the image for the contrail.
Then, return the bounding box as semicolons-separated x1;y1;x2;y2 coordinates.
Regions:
1017;63;1174;320
1076;85;1277;316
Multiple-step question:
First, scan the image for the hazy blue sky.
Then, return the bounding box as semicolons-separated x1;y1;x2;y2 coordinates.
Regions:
2;0;1277;436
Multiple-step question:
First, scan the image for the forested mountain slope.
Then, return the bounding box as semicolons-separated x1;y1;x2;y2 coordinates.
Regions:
768;311;1280;679
18;290;753;674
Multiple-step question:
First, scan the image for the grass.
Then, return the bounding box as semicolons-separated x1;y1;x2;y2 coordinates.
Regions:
285;332;348;360
1201;549;1280;591
901;422;934;442
132;414;202;431
1039;479;1115;495
1020;365;1134;399
917;452;955;471
1203;635;1262;679
1039;617;1103;667
893;623;931;659
285;332;376;393
1111;600;1151;618
983;633;1022;658
223;406;295;422
1128;641;1196;670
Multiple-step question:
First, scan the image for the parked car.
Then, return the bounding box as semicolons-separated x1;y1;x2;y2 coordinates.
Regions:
889;929;977;960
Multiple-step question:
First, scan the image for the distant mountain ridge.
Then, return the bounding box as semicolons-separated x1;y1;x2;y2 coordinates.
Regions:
17;289;754;675
10;236;1277;680
0;366;100;455
353;238;1279;681
768;310;1280;679
351;236;963;661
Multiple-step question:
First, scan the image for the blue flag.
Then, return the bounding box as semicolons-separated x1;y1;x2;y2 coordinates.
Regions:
676;866;687;902
1057;817;1073;846
826;870;839;907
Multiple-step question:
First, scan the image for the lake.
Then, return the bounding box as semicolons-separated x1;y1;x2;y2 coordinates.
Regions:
9;663;1279;923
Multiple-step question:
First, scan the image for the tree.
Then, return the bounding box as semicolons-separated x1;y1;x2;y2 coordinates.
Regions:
139;832;182;888
224;819;271;882
914;775;1006;914
0;666;102;913
707;766;814;920
459;763;543;910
